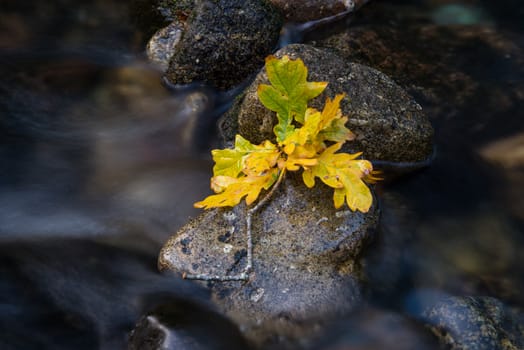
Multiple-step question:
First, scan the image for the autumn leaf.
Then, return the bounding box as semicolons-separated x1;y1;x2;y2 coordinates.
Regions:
281;94;353;154
212;135;279;178
196;134;281;209
257;55;327;142
194;169;279;209
242;140;280;177
317;94;354;143
190;55;381;284
195;55;378;212
302;143;373;212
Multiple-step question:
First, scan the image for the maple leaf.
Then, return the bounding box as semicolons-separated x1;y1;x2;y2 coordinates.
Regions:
302;143;373;212
257;55;327;142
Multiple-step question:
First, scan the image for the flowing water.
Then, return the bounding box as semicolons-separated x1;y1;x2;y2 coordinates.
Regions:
1;0;523;349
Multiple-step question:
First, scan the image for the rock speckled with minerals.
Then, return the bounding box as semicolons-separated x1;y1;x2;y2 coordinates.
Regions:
235;44;434;163
159;174;379;347
165;0;283;90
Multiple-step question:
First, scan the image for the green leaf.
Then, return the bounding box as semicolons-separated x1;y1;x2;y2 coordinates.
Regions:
257;55;327;142
211;135;251;177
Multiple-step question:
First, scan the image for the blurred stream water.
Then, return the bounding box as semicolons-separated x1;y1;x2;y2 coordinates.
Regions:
0;0;523;349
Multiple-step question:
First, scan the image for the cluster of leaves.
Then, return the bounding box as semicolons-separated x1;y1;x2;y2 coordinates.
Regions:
195;55;378;212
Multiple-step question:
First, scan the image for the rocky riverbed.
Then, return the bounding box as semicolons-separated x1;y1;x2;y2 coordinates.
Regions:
1;1;523;349
133;0;524;349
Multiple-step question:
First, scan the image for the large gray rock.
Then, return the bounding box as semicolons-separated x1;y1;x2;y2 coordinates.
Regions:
159;174;379;347
236;44;434;163
165;0;283;90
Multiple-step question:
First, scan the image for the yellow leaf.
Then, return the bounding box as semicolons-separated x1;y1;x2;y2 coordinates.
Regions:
317;94;355;143
210;175;238;193
212;135;279;178
301;142;374;213
284;144;318;171
196;55;379;213
319;94;344;127
364;170;384;184
243;140;280;176
280;110;322;153
319;116;354;143
211;135;252;177
335;167;373;212
194;169;279;209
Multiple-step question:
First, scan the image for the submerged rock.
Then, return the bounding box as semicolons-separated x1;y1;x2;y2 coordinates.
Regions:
421;296;524;350
235;44;434;163
159;174;379;347
165;0;282;90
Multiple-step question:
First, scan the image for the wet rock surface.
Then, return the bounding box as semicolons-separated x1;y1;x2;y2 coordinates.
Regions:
421;296;524;350
165;0;283;90
159;174;379;347
235;44;434;163
305;0;524;306
412;209;524;308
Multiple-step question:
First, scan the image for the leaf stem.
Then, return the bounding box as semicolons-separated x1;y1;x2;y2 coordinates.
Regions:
184;169;286;282
245;169;286;274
